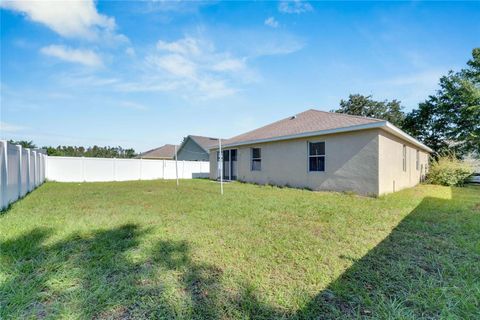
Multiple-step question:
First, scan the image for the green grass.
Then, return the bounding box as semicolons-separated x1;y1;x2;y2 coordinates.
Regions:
1;180;479;319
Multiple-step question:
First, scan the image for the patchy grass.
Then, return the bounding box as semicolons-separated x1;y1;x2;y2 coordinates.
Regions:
1;180;479;319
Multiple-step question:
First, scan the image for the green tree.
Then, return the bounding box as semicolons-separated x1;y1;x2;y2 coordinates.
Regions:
8;140;36;149
333;94;406;127
43;145;137;158
403;48;480;156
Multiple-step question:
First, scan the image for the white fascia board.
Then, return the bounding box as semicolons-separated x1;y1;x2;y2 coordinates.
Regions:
383;122;433;153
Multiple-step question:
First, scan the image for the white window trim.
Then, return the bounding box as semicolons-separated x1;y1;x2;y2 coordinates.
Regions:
308;140;326;173
402;145;407;172
251;147;262;171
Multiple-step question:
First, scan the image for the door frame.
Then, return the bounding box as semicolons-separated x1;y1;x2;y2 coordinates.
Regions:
220;149;238;181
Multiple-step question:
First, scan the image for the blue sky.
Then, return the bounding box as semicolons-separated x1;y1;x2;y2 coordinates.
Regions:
1;1;479;152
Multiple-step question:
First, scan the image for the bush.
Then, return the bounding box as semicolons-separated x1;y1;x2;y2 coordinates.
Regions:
426;154;474;186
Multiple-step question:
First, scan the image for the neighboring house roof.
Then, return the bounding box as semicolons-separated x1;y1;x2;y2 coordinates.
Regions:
136;144;177;159
180;135;219;153
215;109;433;152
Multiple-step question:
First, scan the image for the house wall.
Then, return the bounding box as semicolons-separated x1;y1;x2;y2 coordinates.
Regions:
210;129;380;196
378;130;429;195
177;138;209;161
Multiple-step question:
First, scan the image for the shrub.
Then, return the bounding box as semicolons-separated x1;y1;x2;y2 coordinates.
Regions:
426;154;474;186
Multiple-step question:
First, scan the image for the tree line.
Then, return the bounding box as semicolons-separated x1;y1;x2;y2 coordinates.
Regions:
7;141;137;159
332;48;479;158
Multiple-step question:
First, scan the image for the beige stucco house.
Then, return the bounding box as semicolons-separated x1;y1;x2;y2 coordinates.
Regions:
209;109;432;196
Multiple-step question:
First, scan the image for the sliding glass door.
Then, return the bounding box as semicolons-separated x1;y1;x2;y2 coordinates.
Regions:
221;149;237;181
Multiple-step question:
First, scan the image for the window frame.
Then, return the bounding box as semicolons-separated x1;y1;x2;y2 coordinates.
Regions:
250;147;262;171
308;141;326;173
402;145;407;172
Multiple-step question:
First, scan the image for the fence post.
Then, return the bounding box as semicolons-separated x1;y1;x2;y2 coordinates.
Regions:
32;150;37;187
44;154;47;182
162;160;165;180
17;145;22;199
139;158;143;180
25;148;30;193
0;140;8;210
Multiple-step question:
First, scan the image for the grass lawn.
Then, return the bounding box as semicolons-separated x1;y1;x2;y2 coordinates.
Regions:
1;180;479;319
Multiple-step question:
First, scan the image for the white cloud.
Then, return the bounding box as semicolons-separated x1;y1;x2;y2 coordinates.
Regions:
41;45;103;67
371;69;445;107
264;17;279;28
147;54;197;78
252;38;304;57
125;47;136;57
143;36;252;99
115;80;181;93
0;121;27;133
156;37;204;56
118;101;149;111
383;70;443;87
278;1;313;14
212;58;246;72
0;0;125;42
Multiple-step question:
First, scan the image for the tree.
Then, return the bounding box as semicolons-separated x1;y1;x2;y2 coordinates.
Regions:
333;94;406;127
43;145;137;158
403;48;480;156
8;140;36;149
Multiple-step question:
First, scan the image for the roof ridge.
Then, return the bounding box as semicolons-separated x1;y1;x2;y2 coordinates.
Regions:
307;109;383;122
140;144;177;154
227;111;308;141
189;135;219;139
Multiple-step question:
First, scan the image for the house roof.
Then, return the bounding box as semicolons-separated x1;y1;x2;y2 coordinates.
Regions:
183;135;219;152
214;109;433;152
137;144;177;159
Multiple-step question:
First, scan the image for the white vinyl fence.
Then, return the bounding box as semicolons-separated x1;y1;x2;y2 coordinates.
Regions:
46;156;209;182
0;140;46;210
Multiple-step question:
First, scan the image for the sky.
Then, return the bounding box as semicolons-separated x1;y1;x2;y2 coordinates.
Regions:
1;1;479;152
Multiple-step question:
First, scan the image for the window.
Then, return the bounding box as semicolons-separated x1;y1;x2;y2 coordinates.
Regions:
416;150;419;171
251;148;261;171
402;145;407;172
309;142;325;172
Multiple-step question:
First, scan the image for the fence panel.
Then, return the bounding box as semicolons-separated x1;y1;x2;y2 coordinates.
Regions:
20;148;29;197
0;141;7;209
140;159;164;180
6;143;20;205
0;141;46;210
28;150;35;192
45;156;209;182
115;158;141;181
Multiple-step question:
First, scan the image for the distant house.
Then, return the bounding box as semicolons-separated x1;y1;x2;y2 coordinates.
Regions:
209;109;433;196
177;135;219;161
136;144;177;160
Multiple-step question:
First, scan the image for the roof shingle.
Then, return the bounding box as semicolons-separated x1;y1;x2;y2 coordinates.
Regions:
137;144;177;159
188;135;219;151
222;109;383;146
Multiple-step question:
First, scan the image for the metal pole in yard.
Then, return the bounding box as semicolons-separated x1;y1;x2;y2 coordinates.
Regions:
219;139;223;195
175;145;179;187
